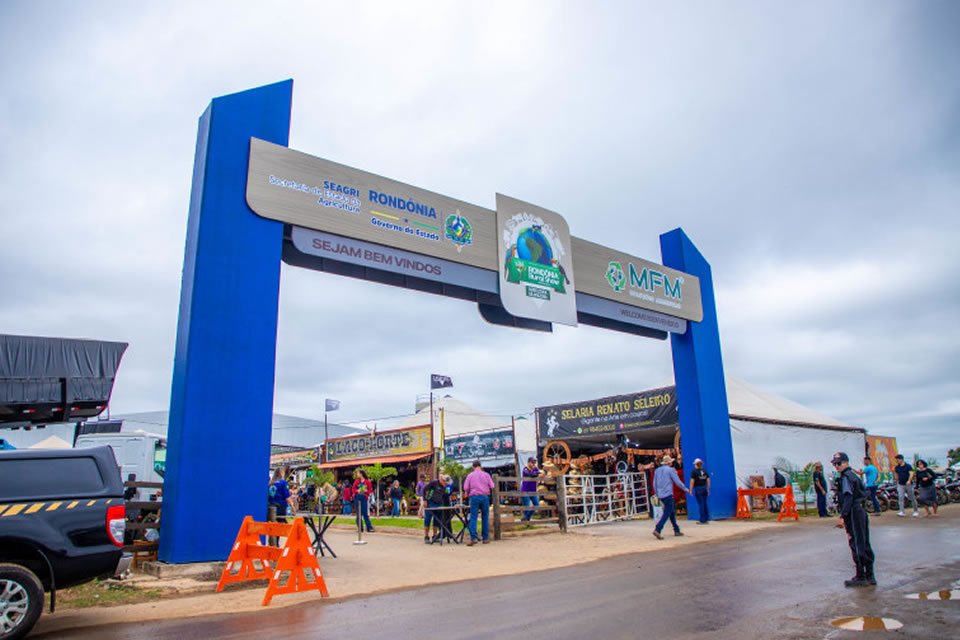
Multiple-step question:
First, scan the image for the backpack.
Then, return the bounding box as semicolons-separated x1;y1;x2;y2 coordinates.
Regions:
425;481;444;505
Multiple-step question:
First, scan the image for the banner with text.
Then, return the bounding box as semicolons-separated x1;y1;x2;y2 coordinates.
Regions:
269;447;320;469
325;425;432;463
443;428;515;461
537;386;678;441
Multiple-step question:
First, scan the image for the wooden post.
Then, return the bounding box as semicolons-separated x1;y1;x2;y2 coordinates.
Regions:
556;476;567;533
492;474;502;541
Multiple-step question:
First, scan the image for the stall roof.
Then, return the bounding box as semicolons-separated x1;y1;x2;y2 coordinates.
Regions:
726;376;863;432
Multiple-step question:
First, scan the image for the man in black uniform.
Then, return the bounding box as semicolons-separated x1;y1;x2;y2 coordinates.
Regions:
832;451;875;587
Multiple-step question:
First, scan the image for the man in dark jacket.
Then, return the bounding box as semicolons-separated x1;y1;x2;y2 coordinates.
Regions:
832;451;876;587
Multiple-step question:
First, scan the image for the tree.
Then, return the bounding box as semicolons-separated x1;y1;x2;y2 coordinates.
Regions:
948;447;960;467
361;462;398;516
774;456;813;512
440;459;470;504
304;466;335;512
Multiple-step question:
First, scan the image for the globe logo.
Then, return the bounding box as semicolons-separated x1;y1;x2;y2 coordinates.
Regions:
516;226;553;265
444;211;472;250
606;261;625;292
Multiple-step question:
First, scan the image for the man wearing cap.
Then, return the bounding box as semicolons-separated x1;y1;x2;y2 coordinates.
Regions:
520;457;543;522
832;451;876;587
688;458;710;524
652;454;691;540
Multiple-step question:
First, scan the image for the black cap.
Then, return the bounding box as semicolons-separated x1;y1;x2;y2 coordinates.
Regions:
831;452;849;466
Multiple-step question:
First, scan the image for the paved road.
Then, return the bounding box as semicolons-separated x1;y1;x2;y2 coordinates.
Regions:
40;510;960;639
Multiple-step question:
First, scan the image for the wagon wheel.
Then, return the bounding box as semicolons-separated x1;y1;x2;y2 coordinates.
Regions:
543;440;572;476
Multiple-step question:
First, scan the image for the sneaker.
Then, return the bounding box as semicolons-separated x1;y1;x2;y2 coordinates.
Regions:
897;511;905;517
912;512;920;518
482;540;490;544
674;531;684;537
424;536;431;545
466;540;477;547
652;530;663;540
368;527;376;533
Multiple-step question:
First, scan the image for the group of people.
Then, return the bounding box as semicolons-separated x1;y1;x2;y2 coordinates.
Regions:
651;455;711;539
811;454;941;519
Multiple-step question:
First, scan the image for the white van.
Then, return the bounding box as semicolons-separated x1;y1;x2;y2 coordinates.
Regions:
74;431;166;499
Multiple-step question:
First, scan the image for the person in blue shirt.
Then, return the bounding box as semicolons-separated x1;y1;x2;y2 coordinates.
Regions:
861;456;882;515
268;469;291;520
652;454;691;539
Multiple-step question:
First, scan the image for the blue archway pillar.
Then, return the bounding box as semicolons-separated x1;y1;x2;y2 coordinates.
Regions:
159;81;293;563
660;228;736;520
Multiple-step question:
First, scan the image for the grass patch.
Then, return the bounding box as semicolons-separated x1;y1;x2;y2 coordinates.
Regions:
333;516;464;532
57;579;165;609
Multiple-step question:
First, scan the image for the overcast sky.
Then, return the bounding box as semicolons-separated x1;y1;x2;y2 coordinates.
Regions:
2;2;957;461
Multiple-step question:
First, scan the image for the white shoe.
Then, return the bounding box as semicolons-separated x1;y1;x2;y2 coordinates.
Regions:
897;511;905;517
912;512;920;518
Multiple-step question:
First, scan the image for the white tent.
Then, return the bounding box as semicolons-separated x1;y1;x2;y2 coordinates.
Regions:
726;377;866;488
393;396;536;469
27;434;72;449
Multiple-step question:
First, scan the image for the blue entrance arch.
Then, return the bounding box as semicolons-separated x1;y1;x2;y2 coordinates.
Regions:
160;80;732;563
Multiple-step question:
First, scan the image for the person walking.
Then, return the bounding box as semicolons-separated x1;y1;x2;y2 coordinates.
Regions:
862;456;882;515
463;460;494;546
388;480;403;517
652;454;691;539
520;457;543;521
914;459;938;517
352;469;375;533
415;474;427;518
832;452;875;587
893;454;919;517
340;479;353;515
688;458;710;524
813;462;830;517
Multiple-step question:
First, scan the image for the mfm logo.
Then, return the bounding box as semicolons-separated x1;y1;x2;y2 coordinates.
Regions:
606;261;684;300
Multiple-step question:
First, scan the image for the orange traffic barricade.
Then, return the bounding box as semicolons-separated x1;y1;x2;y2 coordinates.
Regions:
736;486;799;522
216;516;329;605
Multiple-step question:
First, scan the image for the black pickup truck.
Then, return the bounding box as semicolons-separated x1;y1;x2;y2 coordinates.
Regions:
0;446;130;640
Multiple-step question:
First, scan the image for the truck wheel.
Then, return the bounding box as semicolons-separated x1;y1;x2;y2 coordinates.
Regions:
0;564;43;640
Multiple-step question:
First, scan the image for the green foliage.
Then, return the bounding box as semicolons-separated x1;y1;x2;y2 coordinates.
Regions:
440;459;470;503
949;447;960;466
774;457;814;511
361;462;398;515
304;466;335;488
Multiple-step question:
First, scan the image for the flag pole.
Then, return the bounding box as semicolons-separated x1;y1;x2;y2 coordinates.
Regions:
430;390;436;479
324;413;329;463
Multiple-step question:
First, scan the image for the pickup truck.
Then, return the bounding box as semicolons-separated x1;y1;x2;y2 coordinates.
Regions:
0;446;130;640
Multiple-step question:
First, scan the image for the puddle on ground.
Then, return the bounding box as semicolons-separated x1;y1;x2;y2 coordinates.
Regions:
904;589;957;600
830;616;903;631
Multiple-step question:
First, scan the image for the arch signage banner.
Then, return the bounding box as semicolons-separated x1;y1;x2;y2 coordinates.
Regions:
247;138;497;270
537;386;678;440
496;193;578;327
246;137;700;327
443;428;515;461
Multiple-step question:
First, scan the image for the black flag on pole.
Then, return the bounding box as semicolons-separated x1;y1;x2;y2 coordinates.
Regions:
430;374;453;390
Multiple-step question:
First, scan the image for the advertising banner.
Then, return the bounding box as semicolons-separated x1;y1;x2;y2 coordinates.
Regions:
537;386;678;441
866;435;899;481
496;193;578;326
247;138;497;271
572;237;703;322
325;425;432;463
269;447;320;469
443;428;515;461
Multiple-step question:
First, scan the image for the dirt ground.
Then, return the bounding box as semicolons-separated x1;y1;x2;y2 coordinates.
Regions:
35;516;782;635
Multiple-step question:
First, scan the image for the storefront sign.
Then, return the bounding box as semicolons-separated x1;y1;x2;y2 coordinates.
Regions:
325;425;432;463
269;446;320;469
247;138;497;271
537;386;678;440
572;237;703;322
444;428;515;461
496;194;578;326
